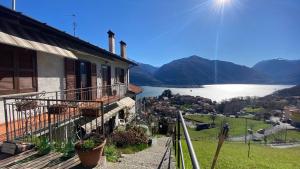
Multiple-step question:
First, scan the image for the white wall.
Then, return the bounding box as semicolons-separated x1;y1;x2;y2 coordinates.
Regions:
0;52;65;124
0;51;131;124
37;52;65;95
76;53;130;97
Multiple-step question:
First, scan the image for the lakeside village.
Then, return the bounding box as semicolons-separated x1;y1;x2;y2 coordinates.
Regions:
137;86;300;143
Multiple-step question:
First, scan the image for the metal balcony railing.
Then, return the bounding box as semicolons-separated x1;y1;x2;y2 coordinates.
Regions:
1;84;128;143
173;111;200;169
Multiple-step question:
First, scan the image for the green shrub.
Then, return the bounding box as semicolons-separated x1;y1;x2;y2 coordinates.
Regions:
54;139;75;159
36;137;52;156
118;143;148;154
104;145;120;162
75;133;105;151
111;126;149;147
82;140;96;150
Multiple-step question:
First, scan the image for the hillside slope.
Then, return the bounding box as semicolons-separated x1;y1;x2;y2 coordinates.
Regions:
153;55;269;85
252;59;300;84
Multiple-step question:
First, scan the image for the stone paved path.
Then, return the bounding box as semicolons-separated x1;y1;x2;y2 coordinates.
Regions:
103;137;175;169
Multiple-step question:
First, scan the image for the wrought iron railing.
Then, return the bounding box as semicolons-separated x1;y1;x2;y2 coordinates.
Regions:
2;84;128;143
173;111;200;169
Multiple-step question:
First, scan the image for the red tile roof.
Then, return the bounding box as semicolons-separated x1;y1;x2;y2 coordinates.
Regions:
128;84;143;94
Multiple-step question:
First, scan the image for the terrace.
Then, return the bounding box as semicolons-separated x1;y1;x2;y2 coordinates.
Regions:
0;83;133;146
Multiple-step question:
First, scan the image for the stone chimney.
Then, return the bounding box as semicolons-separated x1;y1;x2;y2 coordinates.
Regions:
120;41;127;59
107;30;115;54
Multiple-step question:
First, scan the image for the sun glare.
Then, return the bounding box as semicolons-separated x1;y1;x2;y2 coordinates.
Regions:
213;0;233;14
216;0;231;6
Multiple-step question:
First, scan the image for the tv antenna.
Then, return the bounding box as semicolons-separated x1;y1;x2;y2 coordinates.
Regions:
71;14;77;36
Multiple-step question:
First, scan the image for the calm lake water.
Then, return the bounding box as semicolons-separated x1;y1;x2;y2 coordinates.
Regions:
138;84;294;102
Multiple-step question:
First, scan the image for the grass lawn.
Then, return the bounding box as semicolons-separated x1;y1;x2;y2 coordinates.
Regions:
184;114;271;139
179;115;300;168
181;140;300;169
243;107;265;113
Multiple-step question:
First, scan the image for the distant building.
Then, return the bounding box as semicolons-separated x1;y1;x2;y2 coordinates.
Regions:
284;106;300;127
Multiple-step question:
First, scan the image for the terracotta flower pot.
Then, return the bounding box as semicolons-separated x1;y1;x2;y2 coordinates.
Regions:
48;104;68;114
79;103;100;117
15;101;38;111
75;139;106;167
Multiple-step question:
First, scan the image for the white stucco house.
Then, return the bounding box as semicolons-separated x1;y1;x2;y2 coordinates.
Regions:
0;5;141;142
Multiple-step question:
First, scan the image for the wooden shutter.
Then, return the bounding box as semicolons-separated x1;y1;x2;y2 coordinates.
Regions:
18;49;37;93
64;58;76;100
91;63;97;100
0;44;37;95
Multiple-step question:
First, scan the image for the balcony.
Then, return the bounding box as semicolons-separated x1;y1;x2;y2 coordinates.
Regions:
0;84;130;143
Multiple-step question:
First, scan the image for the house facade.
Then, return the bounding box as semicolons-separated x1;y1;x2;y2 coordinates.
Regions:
0;5;139;141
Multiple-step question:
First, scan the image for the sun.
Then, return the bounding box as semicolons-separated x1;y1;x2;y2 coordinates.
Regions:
216;0;231;5
213;0;232;13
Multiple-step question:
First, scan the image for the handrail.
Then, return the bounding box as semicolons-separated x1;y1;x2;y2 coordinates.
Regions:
1;83;128;100
174;111;200;169
3;97;103;103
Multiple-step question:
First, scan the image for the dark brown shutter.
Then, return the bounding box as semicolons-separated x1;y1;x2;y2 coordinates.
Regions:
64;58;76;99
91;63;97;100
0;44;37;95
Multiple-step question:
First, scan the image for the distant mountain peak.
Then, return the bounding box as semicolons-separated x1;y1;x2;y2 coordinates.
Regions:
130;57;299;86
253;59;300;84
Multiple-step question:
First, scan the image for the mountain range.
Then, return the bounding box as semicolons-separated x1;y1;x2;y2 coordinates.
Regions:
130;55;300;86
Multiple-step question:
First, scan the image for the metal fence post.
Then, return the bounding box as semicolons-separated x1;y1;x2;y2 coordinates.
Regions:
174;124;177;157
3;98;10;142
101;101;104;135
47;100;52;142
177;113;181;168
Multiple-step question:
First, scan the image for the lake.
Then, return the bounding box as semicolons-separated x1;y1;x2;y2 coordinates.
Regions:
138;84;294;102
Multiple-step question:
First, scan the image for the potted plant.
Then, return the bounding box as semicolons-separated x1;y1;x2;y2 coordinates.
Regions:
15;100;38;111
75;133;106;167
48;102;78;114
79;103;100;117
48;104;68;114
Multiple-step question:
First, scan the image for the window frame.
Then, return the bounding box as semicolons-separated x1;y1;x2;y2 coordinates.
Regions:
115;67;125;84
0;44;37;95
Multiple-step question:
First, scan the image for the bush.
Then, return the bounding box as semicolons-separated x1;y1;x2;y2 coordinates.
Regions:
54;139;75;159
36;137;52;156
111;126;148;147
104;145;121;162
118;143;148;154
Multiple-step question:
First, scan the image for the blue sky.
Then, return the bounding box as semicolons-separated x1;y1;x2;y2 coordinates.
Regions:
1;0;299;67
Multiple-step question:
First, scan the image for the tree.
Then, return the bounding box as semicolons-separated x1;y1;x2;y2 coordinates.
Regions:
159;89;173;99
210;113;217;125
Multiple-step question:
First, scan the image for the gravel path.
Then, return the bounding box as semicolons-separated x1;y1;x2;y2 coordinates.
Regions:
104;137;175;169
